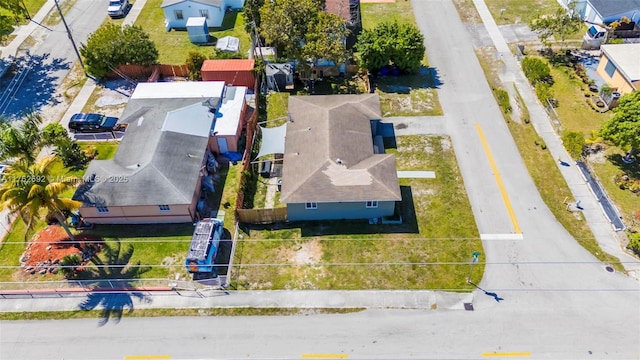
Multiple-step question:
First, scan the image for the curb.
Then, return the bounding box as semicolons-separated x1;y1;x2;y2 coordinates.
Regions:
0;286;174;297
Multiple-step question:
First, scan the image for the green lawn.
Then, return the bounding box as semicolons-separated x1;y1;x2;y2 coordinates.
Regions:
590;148;640;229
485;0;561;25
134;0;251;64
81;224;195;279
22;0;48;20
360;1;416;30
78;142;119;161
266;92;290;125
233;135;483;290
543;59;638;236
549;63;612;136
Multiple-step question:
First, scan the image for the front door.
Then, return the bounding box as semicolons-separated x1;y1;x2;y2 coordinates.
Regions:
217;137;228;153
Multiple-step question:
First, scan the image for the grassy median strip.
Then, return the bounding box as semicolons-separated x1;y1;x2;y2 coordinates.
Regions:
475;49;624;272
0;307;366;321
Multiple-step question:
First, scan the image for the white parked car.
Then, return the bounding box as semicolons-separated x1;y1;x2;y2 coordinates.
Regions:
108;0;129;18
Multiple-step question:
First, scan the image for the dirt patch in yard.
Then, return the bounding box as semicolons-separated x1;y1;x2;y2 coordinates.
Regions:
20;225;102;276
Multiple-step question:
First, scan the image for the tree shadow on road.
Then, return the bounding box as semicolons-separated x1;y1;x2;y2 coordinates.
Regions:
72;240;152;326
0;52;71;119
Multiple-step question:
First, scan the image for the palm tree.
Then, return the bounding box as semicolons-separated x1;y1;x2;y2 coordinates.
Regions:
0;155;82;240
0;112;45;164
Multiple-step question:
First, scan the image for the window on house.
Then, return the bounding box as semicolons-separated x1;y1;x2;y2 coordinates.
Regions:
366;201;378;208
159;205;171;212
96;206;109;213
199;9;209;18
305;202;318;210
604;59;616;78
175;10;183;20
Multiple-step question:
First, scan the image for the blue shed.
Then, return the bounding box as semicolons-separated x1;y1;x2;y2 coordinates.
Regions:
186;17;210;44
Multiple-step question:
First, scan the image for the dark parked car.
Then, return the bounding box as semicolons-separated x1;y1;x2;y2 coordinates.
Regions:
68;113;119;133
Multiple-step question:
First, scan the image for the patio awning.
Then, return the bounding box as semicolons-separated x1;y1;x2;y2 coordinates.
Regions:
256;124;286;159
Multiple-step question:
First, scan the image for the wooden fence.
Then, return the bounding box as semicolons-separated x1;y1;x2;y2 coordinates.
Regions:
236;207;288;224
107;64;189;80
234;75;261;223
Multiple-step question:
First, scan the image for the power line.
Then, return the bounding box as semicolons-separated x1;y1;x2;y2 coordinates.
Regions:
0;236;605;245
2;260;639;269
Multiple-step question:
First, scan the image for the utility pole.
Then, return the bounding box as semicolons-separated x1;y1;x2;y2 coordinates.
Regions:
54;0;87;76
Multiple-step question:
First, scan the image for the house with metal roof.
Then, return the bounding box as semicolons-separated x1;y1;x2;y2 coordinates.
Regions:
596;43;640;94
73;81;248;224
280;94;401;221
161;0;245;29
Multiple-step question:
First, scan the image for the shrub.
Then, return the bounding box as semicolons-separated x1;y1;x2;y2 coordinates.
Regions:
54;139;89;170
628;232;640;256
562;131;586;159
42;123;68;145
535;82;553;103
522;56;551;85
494;88;512;114
185;51;207;81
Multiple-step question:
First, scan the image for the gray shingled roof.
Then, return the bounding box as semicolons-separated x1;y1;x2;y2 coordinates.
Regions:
588;0;640;18
280;95;401;204
161;0;222;8
73;98;217;207
265;63;293;76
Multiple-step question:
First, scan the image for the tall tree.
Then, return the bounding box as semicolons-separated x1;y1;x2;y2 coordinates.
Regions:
242;0;264;34
258;0;320;60
0;0;27;41
529;7;583;48
0;112;45;164
0;155;82;240
355;22;425;74
80;24;158;78
302;12;350;65
599;91;640;162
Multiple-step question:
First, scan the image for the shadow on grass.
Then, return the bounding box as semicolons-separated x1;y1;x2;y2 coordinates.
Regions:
606;153;640;180
372;66;443;94
241;186;419;236
71;240;151;326
84;223;194;239
212;10;239;32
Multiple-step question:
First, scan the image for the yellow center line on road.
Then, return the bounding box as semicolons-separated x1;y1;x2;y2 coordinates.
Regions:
301;354;349;359
482;352;531;357
124;356;171;360
475;124;522;234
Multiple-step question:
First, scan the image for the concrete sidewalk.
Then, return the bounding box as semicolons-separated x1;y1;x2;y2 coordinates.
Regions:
471;0;640;277
0;0;56;62
0;289;474;312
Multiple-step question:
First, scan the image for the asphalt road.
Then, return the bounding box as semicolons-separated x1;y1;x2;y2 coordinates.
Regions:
1;0;639;359
2;304;640;359
0;0;108;118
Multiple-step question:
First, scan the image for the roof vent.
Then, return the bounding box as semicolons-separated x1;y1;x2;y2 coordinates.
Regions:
336;158;343;165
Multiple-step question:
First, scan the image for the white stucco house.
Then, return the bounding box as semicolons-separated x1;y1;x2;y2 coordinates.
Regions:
162;0;245;30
